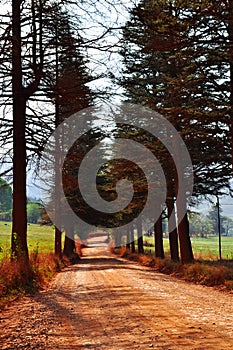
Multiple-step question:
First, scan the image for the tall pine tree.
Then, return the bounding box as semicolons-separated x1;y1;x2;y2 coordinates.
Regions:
119;0;232;262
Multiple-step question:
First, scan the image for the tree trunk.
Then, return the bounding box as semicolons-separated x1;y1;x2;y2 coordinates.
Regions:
137;216;144;254
177;212;194;264
54;126;62;257
175;166;194;264
114;228;122;248
173;143;194;264
130;225;135;253
228;0;233;169
54;121;62;258
11;0;29;264
63;222;75;257
154;212;164;259
55;227;62;257
54;21;63;258
126;226;130;249
63;235;75;257
166;197;179;261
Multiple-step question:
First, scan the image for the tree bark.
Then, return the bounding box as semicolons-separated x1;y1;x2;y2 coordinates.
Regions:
228;0;233;169
11;0;29;263
166;197;179;261
55;227;62;257
137;216;144;254
175;189;194;264
114;228;122;248
130;225;135;253
175;166;194;264
177;212;194;264
126;226;131;249
154;212;164;259
54;130;62;257
173;138;194;264
63;222;75;257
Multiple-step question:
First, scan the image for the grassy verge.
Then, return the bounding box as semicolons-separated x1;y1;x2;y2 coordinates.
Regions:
0;222;83;309
112;246;233;292
0;250;72;309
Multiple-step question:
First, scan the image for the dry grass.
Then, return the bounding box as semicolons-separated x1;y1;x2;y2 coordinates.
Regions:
0;236;87;308
0;234;86;308
114;246;233;291
75;240;84;257
0;251;71;308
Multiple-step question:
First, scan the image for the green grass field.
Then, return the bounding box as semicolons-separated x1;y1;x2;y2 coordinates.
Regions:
191;236;233;259
1;221;233;260
143;235;233;260
0;221;55;258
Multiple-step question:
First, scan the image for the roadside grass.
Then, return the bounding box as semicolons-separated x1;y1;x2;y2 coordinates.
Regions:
1;222;233;304
0;251;70;309
0;222;69;308
113;236;233;291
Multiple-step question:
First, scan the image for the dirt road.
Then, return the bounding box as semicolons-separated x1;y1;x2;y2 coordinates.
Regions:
1;238;233;349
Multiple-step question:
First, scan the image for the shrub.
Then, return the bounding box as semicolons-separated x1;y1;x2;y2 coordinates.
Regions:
155;258;182;275
184;263;227;286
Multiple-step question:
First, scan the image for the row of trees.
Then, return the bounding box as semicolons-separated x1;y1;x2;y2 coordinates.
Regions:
113;0;233;262
0;0;233;269
0;0;99;266
0;0;127;267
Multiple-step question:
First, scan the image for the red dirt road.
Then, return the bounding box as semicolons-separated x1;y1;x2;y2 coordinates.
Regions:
1;239;233;349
